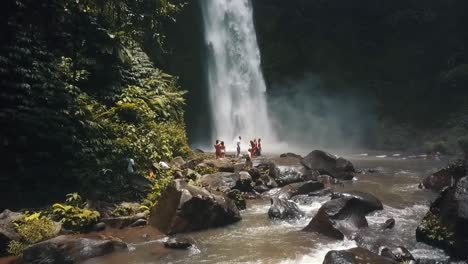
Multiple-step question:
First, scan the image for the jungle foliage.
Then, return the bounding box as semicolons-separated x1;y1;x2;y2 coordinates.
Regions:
0;0;189;210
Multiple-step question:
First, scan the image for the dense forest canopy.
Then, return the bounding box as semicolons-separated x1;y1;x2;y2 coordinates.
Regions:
0;0;190;210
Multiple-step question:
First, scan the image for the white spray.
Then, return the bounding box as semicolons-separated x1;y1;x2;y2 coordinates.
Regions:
201;0;275;149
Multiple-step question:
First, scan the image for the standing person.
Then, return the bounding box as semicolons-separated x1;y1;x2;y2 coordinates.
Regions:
257;138;262;156
236;136;242;157
214;140;220;159
250;140;256;157
220;141;226;158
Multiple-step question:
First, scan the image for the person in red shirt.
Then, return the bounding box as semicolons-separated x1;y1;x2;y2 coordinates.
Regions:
214;140;221;159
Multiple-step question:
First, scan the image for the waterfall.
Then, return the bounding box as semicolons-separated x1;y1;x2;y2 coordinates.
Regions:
201;0;275;148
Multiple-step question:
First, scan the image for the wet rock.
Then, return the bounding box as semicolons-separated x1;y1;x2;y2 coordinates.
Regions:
129;219;147;227
301;150;355;180
275;166;317;186
0;210;22;256
253;184;270;193
200;172;252;192
164;237;194;249
304;192;383;239
237;171;253;192
379;247;398;261
317;175;343;186
331;191;383;213
276;181;324;199
420;160;465;192
416;176;468;259
194;149;204;153
226;189;246;210
248;167;262;181
259;175;278;189
381;218;396;229
268;198;304;220
323;247;397;264
20;235;127;264
149;179;241;234
280;153;302;159
92;222;106;232
291;195;318;205
200;172;239;192
102;213;146;229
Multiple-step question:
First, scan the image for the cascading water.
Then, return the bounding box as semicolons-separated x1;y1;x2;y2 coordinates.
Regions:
201;0;275;147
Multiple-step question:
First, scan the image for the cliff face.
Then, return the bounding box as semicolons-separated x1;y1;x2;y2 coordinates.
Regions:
251;0;468;125
166;0;468;149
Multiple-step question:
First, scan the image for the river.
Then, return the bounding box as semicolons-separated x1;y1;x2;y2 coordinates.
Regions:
88;152;452;264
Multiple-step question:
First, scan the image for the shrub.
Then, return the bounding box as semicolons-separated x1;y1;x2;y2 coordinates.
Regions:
7;212;57;256
51;193;100;231
141;169;173;209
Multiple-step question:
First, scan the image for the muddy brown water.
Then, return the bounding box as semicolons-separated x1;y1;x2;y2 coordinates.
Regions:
87;152;453;264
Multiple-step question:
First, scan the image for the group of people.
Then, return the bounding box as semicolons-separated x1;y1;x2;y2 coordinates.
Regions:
248;138;262;157
214;140;226;159
214;136;263;159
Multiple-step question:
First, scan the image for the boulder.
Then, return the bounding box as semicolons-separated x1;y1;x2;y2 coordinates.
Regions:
323;247;397;264
129;219;147;227
280;153;302;159
381;218;396;229
20;235;127;264
200;172;252;193
421;160;465;192
416;176;468;259
268;198;305;220
331;191;383;213
102;213;147;229
276;181;324;199
258;175;278;189
253;184;270;193
237;171;253;192
200;172;238;192
170;156;186;168
164;237;194;250
149;180;241;234
0;210;22;256
127;173;153;193
301;150;355;180
304;192;383;239
181;158;204;170
275;166;318;186
203;159;235;172
92;222;106;232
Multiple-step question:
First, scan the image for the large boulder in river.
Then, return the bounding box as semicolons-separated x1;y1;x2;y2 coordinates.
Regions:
331;191;383;213
276;181;325;199
420;160;465;192
268;198;305;220
0;210;22;256
200;172;252;192
416;176;468;259
301;150;355;180
149;180;241;234
323;247;397;264
20;235;127;264
304;192;383;239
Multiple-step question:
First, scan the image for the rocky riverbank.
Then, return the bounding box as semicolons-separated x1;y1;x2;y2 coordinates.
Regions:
1;149;466;263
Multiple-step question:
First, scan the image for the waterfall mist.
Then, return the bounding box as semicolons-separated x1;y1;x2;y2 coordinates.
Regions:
268;75;378;152
201;0;276;149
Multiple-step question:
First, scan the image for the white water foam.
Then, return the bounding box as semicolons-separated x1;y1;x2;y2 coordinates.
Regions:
279;239;357;264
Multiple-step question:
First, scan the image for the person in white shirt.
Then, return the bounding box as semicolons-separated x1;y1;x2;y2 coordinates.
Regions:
236;136;241;157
